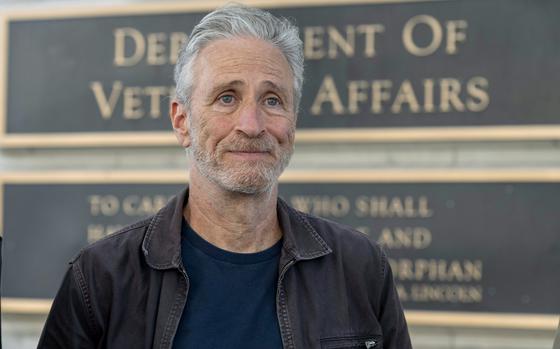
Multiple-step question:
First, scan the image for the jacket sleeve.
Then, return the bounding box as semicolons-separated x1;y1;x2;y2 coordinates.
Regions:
38;262;99;349
377;250;413;349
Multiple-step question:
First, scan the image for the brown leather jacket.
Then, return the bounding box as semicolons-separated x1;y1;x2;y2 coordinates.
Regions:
38;188;411;349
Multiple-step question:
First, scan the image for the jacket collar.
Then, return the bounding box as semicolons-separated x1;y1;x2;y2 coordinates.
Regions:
142;187;332;270
276;197;332;261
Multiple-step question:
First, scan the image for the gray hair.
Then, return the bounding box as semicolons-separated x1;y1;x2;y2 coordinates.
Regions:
173;4;304;112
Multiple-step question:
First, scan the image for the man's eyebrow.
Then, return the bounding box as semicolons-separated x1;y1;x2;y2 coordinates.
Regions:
205;80;291;101
206;80;245;98
263;80;290;100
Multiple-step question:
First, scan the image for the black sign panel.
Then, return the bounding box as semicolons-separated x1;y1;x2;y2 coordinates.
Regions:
2;176;560;316
2;0;560;145
2;183;181;299
281;182;560;315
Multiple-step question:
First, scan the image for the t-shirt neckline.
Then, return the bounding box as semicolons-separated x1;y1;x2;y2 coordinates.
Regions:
181;219;283;265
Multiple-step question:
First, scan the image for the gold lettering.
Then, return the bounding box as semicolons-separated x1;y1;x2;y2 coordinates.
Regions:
113;27;145;67
347;80;369;114
390;258;483;282
422;79;435;112
397;259;415;281
377;228;395;246
355;196;369;217
87;224;123;243
90;81;123;119
122;195;140;216
123;87;144;119
410;284;483;303
396;284;409;301
146;32;168;65
308;76;490;115
391;80;421;113
87;224;104;243
289;195;350;217
402;15;443;56
143;86;168;118
371;80;392;114
88;195;119;216
446;20;468;54
304;26;325;60
389;197;405;216
414;259;431;281
418;196;433;217
357;24;385;58
328;26;355;58
330;195;350;217
122;195;170;216
169;32;188;64
448;260;466;281
466;76;490;112
311;75;345;115
377;227;432;249
463;260;483;282
440;78;465;112
355;195;432;218
290;196;313;213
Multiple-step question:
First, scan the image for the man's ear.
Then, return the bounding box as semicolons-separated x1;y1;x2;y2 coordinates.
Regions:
170;100;191;148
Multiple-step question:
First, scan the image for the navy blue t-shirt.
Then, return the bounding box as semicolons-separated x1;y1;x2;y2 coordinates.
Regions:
173;219;283;349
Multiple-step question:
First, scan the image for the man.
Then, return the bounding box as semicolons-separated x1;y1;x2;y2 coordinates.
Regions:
39;5;411;349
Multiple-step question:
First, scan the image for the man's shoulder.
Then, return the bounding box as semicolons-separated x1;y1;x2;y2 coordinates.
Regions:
290;207;390;287
70;216;153;267
294;208;385;261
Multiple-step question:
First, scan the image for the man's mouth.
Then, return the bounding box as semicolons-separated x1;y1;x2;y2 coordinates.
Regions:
227;150;271;159
230;150;268;153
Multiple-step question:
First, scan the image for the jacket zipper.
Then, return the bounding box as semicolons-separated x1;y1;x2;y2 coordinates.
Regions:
321;336;379;349
276;258;296;349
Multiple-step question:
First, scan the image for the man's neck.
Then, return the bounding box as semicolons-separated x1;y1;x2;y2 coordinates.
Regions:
184;172;282;254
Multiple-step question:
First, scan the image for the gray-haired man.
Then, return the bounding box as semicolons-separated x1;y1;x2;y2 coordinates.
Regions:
39;5;411;349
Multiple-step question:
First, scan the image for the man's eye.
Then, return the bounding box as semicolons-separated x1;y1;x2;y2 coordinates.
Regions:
219;95;235;104
265;97;281;106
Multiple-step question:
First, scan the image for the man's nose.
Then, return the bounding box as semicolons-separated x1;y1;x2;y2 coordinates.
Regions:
235;101;266;138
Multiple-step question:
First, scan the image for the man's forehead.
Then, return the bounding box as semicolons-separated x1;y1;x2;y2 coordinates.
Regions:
195;37;292;80
190;37;294;100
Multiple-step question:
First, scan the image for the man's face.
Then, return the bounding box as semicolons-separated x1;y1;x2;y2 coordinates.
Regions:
184;37;296;194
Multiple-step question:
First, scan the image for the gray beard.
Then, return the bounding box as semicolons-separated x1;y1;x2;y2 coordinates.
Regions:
187;123;293;195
